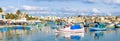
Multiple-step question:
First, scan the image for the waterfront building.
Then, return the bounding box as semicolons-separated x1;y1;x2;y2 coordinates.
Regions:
0;12;5;20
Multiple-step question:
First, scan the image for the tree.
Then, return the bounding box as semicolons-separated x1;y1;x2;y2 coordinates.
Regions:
16;10;21;15
0;8;3;13
24;13;29;18
5;13;18;19
5;13;10;19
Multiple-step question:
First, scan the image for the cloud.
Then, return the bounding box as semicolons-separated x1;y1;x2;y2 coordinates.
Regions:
2;5;118;17
81;0;120;5
21;6;81;15
92;8;101;13
3;6;18;13
21;5;53;15
113;0;120;4
22;5;38;10
80;13;88;15
22;5;49;11
106;12;112;16
82;0;97;3
2;5;117;17
30;0;81;2
102;0;120;5
2;7;7;11
21;6;114;16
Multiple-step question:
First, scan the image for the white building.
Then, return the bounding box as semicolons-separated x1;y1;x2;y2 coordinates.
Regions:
0;12;5;20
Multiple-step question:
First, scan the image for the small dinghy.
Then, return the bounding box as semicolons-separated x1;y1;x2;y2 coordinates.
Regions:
57;24;84;33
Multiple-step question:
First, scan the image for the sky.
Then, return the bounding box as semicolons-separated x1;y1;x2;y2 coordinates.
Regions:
0;0;120;17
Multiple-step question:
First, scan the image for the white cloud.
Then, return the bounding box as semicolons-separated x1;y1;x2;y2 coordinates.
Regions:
113;0;120;4
27;11;50;14
22;5;49;11
2;7;7;11
3;6;18;13
22;5;38;10
102;0;113;4
8;6;15;9
106;12;112;16
64;8;78;11
102;0;120;5
92;8;101;13
81;13;87;15
87;0;97;3
83;0;120;5
21;5;53;15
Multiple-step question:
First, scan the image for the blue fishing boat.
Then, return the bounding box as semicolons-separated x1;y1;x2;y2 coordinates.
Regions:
90;28;106;31
12;25;24;30
89;23;106;31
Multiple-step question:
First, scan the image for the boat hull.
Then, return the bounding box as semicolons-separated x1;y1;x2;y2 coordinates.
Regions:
89;28;106;31
115;24;120;28
57;28;84;33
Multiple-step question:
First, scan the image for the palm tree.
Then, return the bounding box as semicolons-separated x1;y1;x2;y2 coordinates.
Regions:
16;10;21;15
0;8;3;13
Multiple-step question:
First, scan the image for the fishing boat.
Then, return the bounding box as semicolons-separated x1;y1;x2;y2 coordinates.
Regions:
12;25;33;30
115;24;120;28
106;23;114;28
105;23;115;30
90;27;106;31
12;25;24;30
89;23;106;31
57;24;84;33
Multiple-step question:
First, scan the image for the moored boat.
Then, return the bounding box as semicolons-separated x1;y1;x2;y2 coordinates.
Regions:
90;28;106;31
89;23;106;31
12;25;24;30
57;24;84;33
106;23;115;28
115;24;120;28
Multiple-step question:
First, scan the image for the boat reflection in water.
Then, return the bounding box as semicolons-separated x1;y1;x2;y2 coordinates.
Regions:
92;31;104;40
0;26;32;41
55;32;84;41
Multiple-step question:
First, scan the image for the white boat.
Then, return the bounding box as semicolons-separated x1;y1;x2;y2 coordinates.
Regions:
106;23;115;28
57;25;84;33
57;27;84;33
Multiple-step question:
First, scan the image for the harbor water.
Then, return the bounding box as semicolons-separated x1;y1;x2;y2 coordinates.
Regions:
0;26;120;41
